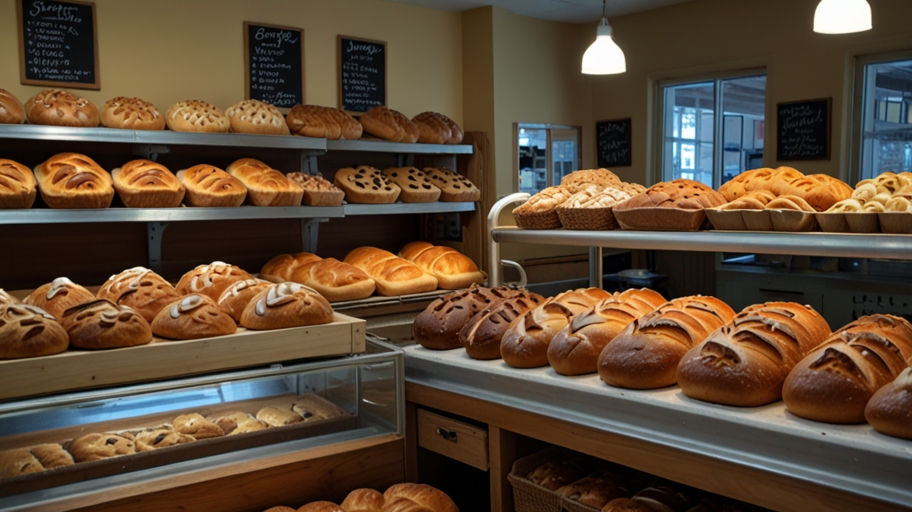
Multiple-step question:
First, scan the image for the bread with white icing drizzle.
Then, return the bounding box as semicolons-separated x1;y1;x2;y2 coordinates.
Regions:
239;282;334;330
151;294;237;340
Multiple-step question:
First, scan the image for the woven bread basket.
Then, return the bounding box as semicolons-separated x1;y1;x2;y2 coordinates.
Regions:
556;207;619;230
513;209;562;230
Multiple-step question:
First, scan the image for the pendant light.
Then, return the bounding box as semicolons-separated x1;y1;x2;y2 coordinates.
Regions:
581;0;626;75
813;0;872;34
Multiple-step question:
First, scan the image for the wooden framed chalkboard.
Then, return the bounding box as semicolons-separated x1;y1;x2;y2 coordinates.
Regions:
596;118;632;167
777;98;831;161
244;21;305;109
338;35;387;114
16;0;100;90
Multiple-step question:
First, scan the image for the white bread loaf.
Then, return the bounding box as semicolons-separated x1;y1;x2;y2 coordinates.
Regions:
344;246;437;296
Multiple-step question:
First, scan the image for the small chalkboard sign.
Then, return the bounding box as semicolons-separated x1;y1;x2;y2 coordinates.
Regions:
777;98;831;161
596;118;632;167
338;35;386;114
244;22;304;109
16;0;100;90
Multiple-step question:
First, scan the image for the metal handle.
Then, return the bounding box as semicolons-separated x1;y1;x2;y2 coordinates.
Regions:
487;192;531;287
436;427;458;442
500;260;528;288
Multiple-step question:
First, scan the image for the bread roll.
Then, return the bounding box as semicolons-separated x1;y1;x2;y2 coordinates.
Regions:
382;167;441;203
33;152;115;209
177;164;247;207
560;169;622;192
411;111;452;144
25;277;96;320
866;366;912;439
341;488;386;512
101;96;165;130
111;159;185;208
548;288;667;376
225;99;289;135
771;173;852;212
614;179;726;211
240;282;334;329
61;299;153;349
598;296;735;389
225;158;303;206
602;485;692;512
289;257;376;302
255;406;304;427
526;459;588;491
413;285;522;350
134;428;196;451
96;266;181;323
0;304;69;359
677;302;831;406
382;483;458;512
176;261;255;301
286;104;360;139
259;252;322;283
557;470;631;509
424;167;481;202
287;172;345;207
0;89;25;124
0;158;37;209
165;100;229;133
25;89;99;127
292;395;343;421
398;241;486;290
217;279;272;322
334;166;401;204
783;314;912;423
459;291;545;360
151;294;238;340
344;247;438;296
69;433;135;462
0;444;72;478
173;413;224;439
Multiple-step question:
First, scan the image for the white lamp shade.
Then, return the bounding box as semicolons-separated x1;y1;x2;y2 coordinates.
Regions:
814;0;872;34
582;35;626;75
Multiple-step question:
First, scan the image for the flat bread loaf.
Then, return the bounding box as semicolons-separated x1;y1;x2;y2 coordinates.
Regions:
33;152;115;209
0;89;25;124
344;246;438;296
382;167;441;203
424;167;480;202
177;164;247;207
225;99;289;135
0;158;37;209
25;89;99;127
225;158;303;206
111;159;185;208
166;100;229;133
102;97;165;130
398;241;486;289
334;166;401;204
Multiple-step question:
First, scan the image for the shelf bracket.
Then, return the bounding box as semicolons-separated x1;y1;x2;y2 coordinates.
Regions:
147;222;170;273
133;145;171;161
301;151;321;176
301;218;328;253
589;246;603;288
394;154;413;167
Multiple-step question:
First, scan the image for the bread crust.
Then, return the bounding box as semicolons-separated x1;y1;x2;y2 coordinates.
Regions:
289;257;376;302
177;164;247;207
334;166;401;204
383;483;458;512
165;100;229;133
111;159;185;208
240;282;334;329
25;89;99;127
0;158;37;209
411;111;452;144
96;267;180;323
285;104;359;139
866;366;912;439
398;241;485;289
460;292;546;360
344;246;438;296
614;179;726;211
413;285;520;350
424;167;481;202
25;277;96;320
0;304;69;359
61;299;153;349
176;261;255;301
33;152;114;209
259;252;322;283
341;488;386;512
287;172;345;206
102;97;165;130
358;105;403;141
0;89;25;124
225;99;289;135
225;158;303;206
151;294;237;340
382;167;441;203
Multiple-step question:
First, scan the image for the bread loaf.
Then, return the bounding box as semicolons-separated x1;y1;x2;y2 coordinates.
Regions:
398;241;486;289
718;167;803;202
771;173;852;212
602;485;692;512
329;107;364;140
286;104;361;139
240;282;334;329
359;106;418;142
151;294;237;340
173;413;224;439
0;89;25;124
614;179;726;210
287;172;345;206
382;167;441;203
0;304;69;359
217;279;272;322
557;470;631;509
560;169;622;193
225;158;303;206
33;152;115;209
411;111;453;144
297;502;343;512
548;288;667;376
597;296;736;389
289;257;376;302
512;186;572;229
292;395;343;422
225;99;289;135
677;302;831;406
25;89;99;127
101;97;165;130
341;488;386;512
382;483;458;512
96;266;181;323
344;246;438;296
526;459;588;491
68;433;135;462
134;428;195;451
459;291;545;360
424;167;481;202
176;164;247;207
865;366;912;439
165;100;229;133
176;261;255;301
413;285;522;350
390;109;419;143
0;158;37;209
259;252;322;283
61;299;153;349
111;159;185;208
782;314;912;423
256;406;304;426
334;166;401;204
25;277;96;320
0;289;19;306
0;444;72;478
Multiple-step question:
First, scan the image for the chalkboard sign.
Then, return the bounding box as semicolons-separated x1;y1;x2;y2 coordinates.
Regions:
777;98;831;161
244;22;304;108
16;0;100;89
596;118;632;167
338;35;386;113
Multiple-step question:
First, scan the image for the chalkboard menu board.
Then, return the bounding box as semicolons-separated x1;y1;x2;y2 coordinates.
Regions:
16;0;100;89
244;22;304;108
338;35;386;113
596;118;632;167
777;98;831;161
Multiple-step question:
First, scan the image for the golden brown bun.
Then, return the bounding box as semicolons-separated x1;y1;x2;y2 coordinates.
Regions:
614;179;726;210
27;444;74;470
173;413;224;439
287;173;345;206
25;89;99;127
381;167;441;203
0;89;25;124
225;158;303;206
176;164;247;207
111;159;185;208
96;266;180;324
413;285;523;350
33;152;114;209
298;503;344;512
334;166;401;204
411;112;452;144
217;279;272;322
0;158;37;209
69;433;135;462
548;288;667;376
382;483;458;512
260;252;323;283
0;304;69;359
423;167;480;202
289;257;376;302
442;114;463;144
165;100;229;133
358;106;405;141
225;99;289;135
866;366;912;439
783;314;912;423
256;406;304;427
134;428;196;451
460;292;546;360
25;277;96;320
341;488;385;512
344;247;438;296
176;261;255;301
598;296;735;389
398;241;486;290
678;302;831;407
240;282;334;329
101;97;165;130
151;294;238;340
61;299;153;349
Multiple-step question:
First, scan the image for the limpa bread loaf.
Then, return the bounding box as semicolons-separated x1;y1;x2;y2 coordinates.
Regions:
111;159;185;208
865;366;912;439
0;304;69;359
225;99;289;135
101;97;165;130
177;164;247;207
424;167;481;202
165;100;229;133
151;294;237;339
344;246;438;296
225;158;303;206
33;152;115;209
239;282;334;329
259;252;322;283
382;167;441;203
459;291;545;360
288;257;376;302
0;89;25;124
334;166;401;204
176;261;255;301
25;89;99;127
413;285;521;350
96;267;181;323
398;241;486;290
216;279;272;322
60;299;153;349
25;277;96;320
0;159;37;209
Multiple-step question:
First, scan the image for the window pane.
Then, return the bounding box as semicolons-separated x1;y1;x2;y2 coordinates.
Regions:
518;128;547;194
860;58;912;180
720;75;766;185
663;82;714;187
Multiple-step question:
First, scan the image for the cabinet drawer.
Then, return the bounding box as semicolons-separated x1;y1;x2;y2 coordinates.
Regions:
417;409;488;471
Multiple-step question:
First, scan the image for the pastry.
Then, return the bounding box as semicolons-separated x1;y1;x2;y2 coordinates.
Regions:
866;366;912;439
225;158;303;206
512;186;572;229
398;241;486;290
291;396;342;421
25;89;99;127
411;111;453;144
151;294;238;340
289;258;376;302
381;167;441;203
96;266;181;323
173;413;225;439
287;173;345;206
771;174;852;212
68;433;135;462
176;164;247;207
560;169;622;193
678;302;832;406
341;488;386;512
227;417;268;435
60;299;153;349
165;100;229;133
459;291;546;360
344;246;438;296
225;99;289;135
176;261;255;301
239;282;334;329
598;296;736;389
26;444;73;470
101;96;165;130
255;406;304;427
135;428;196;451
111;159;185;208
206;411;260;435
718;167;804;201
25;277;96;320
259;252;322;283
0;89;25;124
382;483;458;512
0;444;73;478
0;304;69;359
217;279;272;322
33;152;115;209
0;289;19;306
412;285;522;350
0;158;38;209
334;166;401;204
424;167;481;202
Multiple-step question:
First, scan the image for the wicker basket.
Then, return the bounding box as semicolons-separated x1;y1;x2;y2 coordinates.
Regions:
556;207;619;230
508;446;579;512
560;496;603;512
513;208;562;230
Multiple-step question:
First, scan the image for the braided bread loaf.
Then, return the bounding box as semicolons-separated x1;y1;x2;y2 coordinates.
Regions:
460;291;545;360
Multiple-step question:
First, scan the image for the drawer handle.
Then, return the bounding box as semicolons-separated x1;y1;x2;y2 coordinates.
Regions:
436;427;458;442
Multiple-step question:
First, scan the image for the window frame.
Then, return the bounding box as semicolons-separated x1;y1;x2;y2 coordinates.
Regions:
513;123;582;193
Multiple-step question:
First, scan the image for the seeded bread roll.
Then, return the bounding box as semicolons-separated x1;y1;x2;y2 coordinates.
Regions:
381;167;441;203
0;158;37;209
413;285;522;350
240;282;334;329
0;89;25;124
334;165;401;204
25;89;99;127
25;277;96;320
225;99;289;135
459;292;546;360
866;366;912;439
33;152;115;209
102;96;165;130
96;266;180;323
111;159;185;208
61;299;153;350
151;295;237;340
225;158;303;207
176;164;247;207
0;304;69;359
176;261;255;301
165;100;229;133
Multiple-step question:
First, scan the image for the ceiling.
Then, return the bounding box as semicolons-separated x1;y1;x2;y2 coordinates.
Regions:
384;0;694;24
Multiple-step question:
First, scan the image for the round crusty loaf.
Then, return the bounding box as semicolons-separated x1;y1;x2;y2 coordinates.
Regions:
297;502;343;512
96;266;181;324
33;152;115;209
413;285;522;350
111;159;185;208
25;277;96;320
0;303;69;359
240;282;334;329
102;96;165;130
25;89;99;127
340;488;386;511
225;99;289;135
61;299;152;349
0;158;37;209
459;291;545;360
176;261;255;301
412;111;452;144
0;89;25;124
165;100;229;133
865;366;912;439
216;278;272;322
151;294;237;340
383;483;458;512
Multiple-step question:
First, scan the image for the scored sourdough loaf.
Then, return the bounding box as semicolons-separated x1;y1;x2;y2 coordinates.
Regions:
289;257;376;302
259;252;322;283
412;285;523;350
176;261;255;301
287;172;345;206
177;164;247;207
217;279;272;322
225;158;303;206
677;302;832;406
381;167;441;203
0;159;37;209
597;295;735;389
0;304;69;359
0;89;25;124
151;294;237;339
96;266;181;323
344;246;438;296
111;159;185;208
33;152;115;209
240;282;334;330
60;299;153;349
25;277;97;320
165;100;229;133
25;89;99;127
225;99;289;135
866;366;912;440
334;166;401;204
101;96;165;130
782;314;912;423
398;241;486;290
424;167;481;202
459;291;545;360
